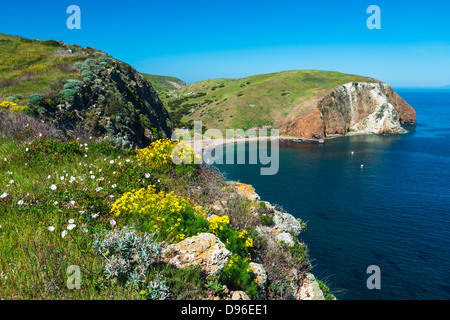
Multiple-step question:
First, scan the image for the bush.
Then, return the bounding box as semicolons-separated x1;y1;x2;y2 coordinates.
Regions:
219;253;258;298
111;185;209;243
93;226;162;286
141;272;170;300
0;101;30;114
63;79;82;90
135;138;200;173
28;93;44;106
41;40;62;47
60;89;78;102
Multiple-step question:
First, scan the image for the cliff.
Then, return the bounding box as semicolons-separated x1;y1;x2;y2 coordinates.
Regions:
280;81;416;139
158;70;416;140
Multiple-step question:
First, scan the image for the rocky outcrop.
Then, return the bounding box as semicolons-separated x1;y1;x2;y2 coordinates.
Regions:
230;182;326;300
294;273;326;300
36;53;173;148
162;233;231;277
282;81;416;139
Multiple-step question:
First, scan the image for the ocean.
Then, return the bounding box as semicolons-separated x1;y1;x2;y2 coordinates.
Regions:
214;89;450;300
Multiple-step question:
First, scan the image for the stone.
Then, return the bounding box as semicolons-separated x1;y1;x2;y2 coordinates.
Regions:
294;273;325;300
162;233;231;277
230;291;250;300
249;262;267;288
228;182;260;202
276;232;295;246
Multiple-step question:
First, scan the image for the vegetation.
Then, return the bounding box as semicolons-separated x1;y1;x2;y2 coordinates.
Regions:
0;33;329;301
0;113;315;299
151;70;375;132
0;33;85;105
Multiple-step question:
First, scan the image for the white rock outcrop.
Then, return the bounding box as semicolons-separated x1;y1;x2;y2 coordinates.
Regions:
162;233;231;277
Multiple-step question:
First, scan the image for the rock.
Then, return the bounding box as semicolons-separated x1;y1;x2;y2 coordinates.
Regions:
281;81;416;139
162;233;231;277
230;291;250;300
294;273;325;300
228;182;260;202
249;262;267;288
53;54;172;148
276;232;295;246
272;210;302;236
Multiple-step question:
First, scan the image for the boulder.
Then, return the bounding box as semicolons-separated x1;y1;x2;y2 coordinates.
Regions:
230;291;250;300
249;262;267;288
162;233;231;277
294;273;325;300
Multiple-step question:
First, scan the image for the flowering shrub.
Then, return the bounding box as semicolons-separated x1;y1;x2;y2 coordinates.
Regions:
208;215;253;257
0;100;30;114
136;138;201;173
220;253;258;298
111;185;209;243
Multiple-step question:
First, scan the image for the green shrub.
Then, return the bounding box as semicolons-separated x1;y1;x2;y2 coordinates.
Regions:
219;253;258;298
28;93;44;106
93;226;162;286
41;40;62;47
317;279;335;300
60;88;78;102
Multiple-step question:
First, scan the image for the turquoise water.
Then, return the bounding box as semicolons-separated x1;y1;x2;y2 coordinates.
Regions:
214;89;450;300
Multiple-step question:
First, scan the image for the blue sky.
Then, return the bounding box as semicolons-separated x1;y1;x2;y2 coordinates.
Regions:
1;0;449;86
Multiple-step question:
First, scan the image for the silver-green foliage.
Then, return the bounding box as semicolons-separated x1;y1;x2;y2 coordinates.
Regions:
93;226;162;286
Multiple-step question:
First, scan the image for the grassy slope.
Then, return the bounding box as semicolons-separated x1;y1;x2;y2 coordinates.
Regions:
0;33;88;103
164;70;375;131
141;73;185;106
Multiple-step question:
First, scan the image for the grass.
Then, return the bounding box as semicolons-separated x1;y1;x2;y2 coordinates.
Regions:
157;70;375;132
0;33;86;104
0;116;314;300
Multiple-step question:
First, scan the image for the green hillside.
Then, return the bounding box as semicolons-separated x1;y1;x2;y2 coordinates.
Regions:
163;70;375;130
0;33;87;103
0;33;172;148
141;73;185;95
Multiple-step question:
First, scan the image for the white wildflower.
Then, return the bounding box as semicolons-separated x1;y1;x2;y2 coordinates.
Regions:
0;192;7;199
67;224;76;231
17;200;24;205
145;173;150;179
61;230;67;238
50;184;57;190
110;219;117;227
48;226;55;232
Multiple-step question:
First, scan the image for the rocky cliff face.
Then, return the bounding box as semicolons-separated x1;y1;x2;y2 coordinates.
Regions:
38;53;173;148
281;82;416;139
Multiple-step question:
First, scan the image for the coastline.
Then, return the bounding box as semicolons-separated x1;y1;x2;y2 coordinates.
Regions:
228;180;328;300
183;134;322;152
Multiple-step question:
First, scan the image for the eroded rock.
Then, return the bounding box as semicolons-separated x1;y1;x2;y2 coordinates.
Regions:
162;233;231;277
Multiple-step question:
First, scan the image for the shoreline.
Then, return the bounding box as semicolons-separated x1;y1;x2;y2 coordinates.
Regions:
183;135;323;152
181;128;411;152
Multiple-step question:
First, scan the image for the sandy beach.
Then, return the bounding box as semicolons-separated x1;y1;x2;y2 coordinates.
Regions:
182;134;322;152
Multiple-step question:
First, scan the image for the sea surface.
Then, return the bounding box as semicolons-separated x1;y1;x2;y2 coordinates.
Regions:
214;89;450;300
